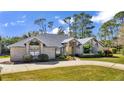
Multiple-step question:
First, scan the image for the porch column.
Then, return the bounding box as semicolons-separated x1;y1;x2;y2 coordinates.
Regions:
90;40;93;54
40;43;43;54
61;47;64;55
26;42;30;55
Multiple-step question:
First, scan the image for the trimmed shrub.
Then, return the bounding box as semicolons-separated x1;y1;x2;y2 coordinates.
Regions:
56;55;75;61
23;54;33;62
65;56;75;60
121;48;124;55
38;54;49;62
79;54;97;58
103;49;113;57
97;50;105;57
57;55;66;60
111;48;117;54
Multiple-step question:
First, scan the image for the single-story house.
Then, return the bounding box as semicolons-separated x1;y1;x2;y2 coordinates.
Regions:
8;34;104;62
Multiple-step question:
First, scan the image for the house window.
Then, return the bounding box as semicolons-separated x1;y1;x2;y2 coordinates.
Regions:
29;40;40;56
83;43;92;53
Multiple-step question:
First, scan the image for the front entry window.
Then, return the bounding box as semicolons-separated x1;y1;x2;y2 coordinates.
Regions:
83;44;92;53
29;39;40;56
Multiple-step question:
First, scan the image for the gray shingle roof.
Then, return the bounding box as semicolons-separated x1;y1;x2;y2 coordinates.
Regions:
8;34;102;48
37;34;68;47
8;34;69;48
61;37;94;45
61;37;75;43
77;37;94;45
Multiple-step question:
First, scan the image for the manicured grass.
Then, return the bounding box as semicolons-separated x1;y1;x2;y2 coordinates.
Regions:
0;55;10;59
80;54;124;64
2;65;124;80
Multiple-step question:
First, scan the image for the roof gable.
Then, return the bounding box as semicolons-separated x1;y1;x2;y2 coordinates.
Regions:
8;34;69;48
77;37;94;45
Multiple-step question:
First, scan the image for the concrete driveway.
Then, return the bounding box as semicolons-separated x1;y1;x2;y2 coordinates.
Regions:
1;60;124;74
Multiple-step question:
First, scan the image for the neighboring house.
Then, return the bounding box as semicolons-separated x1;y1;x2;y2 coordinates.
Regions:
8;34;104;62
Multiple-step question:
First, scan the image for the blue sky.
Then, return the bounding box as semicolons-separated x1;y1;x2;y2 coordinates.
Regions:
0;11;118;37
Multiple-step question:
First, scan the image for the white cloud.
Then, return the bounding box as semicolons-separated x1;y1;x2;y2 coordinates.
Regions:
4;23;8;27
16;20;25;23
64;27;69;34
22;15;26;18
58;17;74;25
50;27;71;34
51;28;59;34
58;19;66;25
10;22;16;26
91;11;119;23
54;16;60;19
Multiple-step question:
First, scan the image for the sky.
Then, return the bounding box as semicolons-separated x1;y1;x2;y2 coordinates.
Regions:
0;11;119;37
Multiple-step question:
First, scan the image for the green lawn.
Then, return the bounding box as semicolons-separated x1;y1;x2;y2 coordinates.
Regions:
80;54;124;64
0;55;10;59
2;65;124;81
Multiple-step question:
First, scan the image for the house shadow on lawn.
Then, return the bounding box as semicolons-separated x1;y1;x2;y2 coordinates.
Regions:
14;60;60;65
34;61;60;65
80;54;120;58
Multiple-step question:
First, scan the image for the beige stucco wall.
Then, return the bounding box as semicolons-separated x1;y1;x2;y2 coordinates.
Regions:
10;47;26;61
65;42;72;55
76;45;83;55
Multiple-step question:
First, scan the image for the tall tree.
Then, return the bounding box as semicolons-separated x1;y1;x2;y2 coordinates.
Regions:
78;12;94;38
117;24;124;45
71;14;79;38
34;18;46;33
114;11;124;46
22;31;40;39
48;21;54;31
114;11;124;24
64;12;94;38
99;22;111;47
64;17;72;37
57;26;65;35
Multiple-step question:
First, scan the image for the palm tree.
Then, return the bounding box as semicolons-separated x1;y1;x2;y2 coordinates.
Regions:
34;18;46;33
22;31;40;39
78;12;94;38
57;26;65;35
64;17;72;37
71;14;79;38
48;21;54;31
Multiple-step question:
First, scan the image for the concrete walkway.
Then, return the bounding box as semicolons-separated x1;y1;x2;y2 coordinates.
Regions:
0;58;10;63
1;59;124;74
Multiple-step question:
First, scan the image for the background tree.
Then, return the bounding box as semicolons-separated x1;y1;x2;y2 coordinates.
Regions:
34;18;46;33
22;31;40;39
114;11;124;47
63;12;95;38
71;14;79;38
48;21;54;31
57;26;65;35
78;12;94;38
99;22;111;47
114;11;124;24
64;17;72;37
